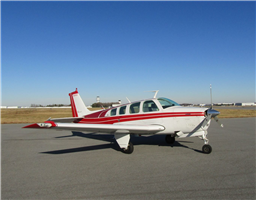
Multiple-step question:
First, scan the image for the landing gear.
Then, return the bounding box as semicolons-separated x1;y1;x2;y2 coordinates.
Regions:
122;142;134;154
115;133;133;154
202;144;212;154
165;135;175;144
201;131;212;154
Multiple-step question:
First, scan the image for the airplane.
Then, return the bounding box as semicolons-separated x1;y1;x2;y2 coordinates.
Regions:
23;88;223;154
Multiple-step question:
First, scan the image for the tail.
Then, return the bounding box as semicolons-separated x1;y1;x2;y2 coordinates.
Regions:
69;88;91;117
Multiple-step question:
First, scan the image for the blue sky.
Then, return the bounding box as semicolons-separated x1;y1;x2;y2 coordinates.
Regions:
1;1;255;106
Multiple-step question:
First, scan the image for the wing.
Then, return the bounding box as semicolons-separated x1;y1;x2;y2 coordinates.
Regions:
23;121;165;134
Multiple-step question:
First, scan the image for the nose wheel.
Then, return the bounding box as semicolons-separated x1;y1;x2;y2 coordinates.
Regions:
200;131;212;154
202;144;212;154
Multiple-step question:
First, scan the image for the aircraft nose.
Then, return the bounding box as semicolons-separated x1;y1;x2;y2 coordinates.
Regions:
206;108;220;118
206;108;223;127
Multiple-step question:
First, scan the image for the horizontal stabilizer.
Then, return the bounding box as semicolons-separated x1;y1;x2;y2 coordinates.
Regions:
49;117;83;123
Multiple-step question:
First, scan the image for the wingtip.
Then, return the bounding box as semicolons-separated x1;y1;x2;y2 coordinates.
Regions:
23;121;56;128
23;123;40;128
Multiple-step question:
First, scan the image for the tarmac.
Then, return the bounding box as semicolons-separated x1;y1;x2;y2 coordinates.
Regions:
1;118;255;199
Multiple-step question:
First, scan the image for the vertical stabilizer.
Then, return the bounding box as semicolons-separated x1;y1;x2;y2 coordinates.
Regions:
69;89;91;117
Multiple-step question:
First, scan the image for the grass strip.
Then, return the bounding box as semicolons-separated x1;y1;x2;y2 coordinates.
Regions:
1;108;255;124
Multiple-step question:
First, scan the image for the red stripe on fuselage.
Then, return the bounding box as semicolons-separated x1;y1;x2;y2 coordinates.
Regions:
78;112;204;124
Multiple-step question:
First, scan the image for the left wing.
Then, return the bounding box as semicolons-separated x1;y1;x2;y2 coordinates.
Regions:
23;121;165;134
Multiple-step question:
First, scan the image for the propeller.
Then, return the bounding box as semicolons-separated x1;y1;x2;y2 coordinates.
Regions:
207;84;223;127
206;108;224;127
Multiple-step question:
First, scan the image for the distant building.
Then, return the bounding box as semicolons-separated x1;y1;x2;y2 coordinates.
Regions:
241;103;256;106
7;106;19;109
112;100;122;107
96;96;100;103
180;103;193;107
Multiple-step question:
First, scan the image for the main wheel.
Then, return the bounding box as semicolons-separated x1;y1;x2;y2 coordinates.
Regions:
122;142;134;154
202;144;212;154
165;135;175;144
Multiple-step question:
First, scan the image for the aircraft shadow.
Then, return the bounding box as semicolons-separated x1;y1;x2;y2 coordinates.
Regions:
131;135;202;153
41;131;203;154
41;143;120;154
55;131;115;142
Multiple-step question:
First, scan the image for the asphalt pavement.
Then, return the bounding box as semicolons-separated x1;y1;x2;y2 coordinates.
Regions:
1;118;255;199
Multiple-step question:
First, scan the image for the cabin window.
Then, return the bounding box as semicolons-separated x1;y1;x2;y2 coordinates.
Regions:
110;108;117;116
129;102;140;114
143;100;159;112
158;98;180;109
119;106;126;115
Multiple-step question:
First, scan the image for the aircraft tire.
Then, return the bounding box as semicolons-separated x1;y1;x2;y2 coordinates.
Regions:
122;142;134;154
202;144;212;154
165;135;175;144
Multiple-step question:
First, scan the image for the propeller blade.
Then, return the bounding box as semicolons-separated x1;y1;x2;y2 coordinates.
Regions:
214;116;224;127
206;108;224;127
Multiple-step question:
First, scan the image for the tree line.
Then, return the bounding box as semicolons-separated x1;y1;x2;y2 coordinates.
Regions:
30;104;71;107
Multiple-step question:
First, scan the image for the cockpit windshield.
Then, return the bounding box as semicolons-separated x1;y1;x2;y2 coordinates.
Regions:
158;98;180;109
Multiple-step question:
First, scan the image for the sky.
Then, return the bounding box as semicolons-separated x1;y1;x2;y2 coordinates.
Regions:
1;1;255;106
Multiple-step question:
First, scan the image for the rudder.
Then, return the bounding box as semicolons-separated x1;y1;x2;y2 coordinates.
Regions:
69;88;91;117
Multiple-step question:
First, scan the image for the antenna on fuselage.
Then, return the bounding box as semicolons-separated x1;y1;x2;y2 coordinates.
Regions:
126;97;131;103
146;90;159;98
152;90;159;98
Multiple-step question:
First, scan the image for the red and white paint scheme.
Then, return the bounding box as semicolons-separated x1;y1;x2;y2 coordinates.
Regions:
23;89;223;154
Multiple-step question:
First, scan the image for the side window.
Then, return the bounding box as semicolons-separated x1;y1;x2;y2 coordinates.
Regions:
110;108;117;116
129;102;140;114
119;106;126;115
143;100;159;112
